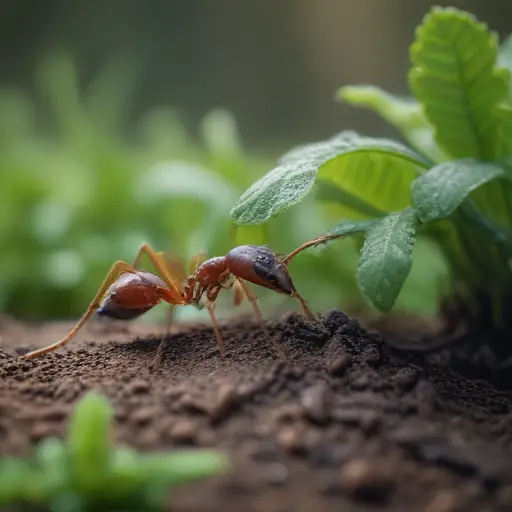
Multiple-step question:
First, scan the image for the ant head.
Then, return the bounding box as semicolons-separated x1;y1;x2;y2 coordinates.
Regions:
226;245;297;295
250;247;296;295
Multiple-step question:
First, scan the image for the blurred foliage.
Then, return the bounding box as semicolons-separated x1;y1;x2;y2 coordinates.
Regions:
0;52;444;324
0;391;228;511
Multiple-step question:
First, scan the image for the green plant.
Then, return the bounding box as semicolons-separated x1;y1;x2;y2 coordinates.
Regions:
230;7;512;361
0;392;228;511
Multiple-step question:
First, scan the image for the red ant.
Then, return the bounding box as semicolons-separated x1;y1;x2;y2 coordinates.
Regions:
19;233;342;361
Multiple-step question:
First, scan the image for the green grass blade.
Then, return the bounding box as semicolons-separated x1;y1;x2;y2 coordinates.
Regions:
411;159;506;222
357;209;417;312
230;132;428;225
409;7;510;161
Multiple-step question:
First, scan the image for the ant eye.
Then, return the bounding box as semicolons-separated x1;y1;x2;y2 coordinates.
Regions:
266;273;278;283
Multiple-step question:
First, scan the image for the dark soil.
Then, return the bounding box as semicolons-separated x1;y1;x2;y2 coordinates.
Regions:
2;310;512;511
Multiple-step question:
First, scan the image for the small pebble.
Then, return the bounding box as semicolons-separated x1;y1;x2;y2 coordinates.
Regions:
277;426;306;454
392;368;420;391
168;419;198;443
249;441;279;462
38;405;69;421
301;384;331;424
127;379;150;394
425;490;461;512
30;422;61;442
272;404;303;424
130;406;159;425
262;463;289;485
361;345;381;366
359;411;380;435
287;366;305;379
323;309;350;332
309;444;352;468
351;374;370;390
339;458;394;503
210;383;238;423
327;353;352;376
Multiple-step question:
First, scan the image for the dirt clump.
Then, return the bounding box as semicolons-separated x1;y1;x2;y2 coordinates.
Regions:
1;310;512;511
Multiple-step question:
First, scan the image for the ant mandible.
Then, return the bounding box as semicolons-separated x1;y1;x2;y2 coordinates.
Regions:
19;233;343;361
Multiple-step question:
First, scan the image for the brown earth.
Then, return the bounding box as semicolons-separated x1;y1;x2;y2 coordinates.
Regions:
1;310;512;511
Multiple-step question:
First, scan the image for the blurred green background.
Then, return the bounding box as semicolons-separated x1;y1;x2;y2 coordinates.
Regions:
0;0;508;325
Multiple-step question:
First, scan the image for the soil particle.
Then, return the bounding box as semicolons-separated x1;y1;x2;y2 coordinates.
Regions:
339;457;395;503
1;310;512;511
300;383;331;424
326;352;352;376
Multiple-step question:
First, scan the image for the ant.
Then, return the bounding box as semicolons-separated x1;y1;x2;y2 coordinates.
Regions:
19;233;343;361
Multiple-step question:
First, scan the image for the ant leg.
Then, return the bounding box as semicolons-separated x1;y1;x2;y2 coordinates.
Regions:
131;246;189;365
150;304;177;367
131;244;184;300
232;280;245;307
20;261;137;359
188;251;208;275
164;304;176;336
235;279;287;361
292;291;316;321
204;286;225;356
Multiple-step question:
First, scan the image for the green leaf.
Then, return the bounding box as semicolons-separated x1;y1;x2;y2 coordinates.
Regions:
0;458;33;503
230;132;428;225
498;33;512;74
142;450;229;485
409;7;510;161
315;181;387;218
36;437;69;494
495;105;512;159
357;209;417;312
328;218;380;237
411;159;506;222
459;200;512;252
68;392;113;490
338;85;445;162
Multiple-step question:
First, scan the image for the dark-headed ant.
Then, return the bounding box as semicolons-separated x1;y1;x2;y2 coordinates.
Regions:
20;233;342;360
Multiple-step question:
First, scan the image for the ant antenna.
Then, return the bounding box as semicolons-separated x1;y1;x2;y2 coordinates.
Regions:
282;234;345;266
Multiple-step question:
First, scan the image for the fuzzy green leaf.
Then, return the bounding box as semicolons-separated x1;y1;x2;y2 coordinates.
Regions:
328;218;380;237
357;209;417;312
409;7;510;161
338;85;445;162
230;132;428;225
411;159;506;222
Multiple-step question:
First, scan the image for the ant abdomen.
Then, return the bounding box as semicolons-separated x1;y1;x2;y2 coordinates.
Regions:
96;271;166;320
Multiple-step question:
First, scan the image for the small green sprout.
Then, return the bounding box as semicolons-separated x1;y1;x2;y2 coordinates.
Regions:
230;7;512;361
0;392;229;511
